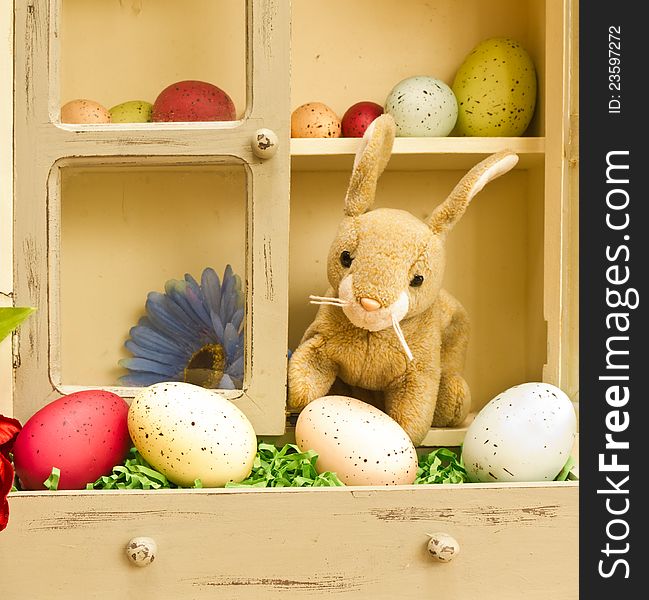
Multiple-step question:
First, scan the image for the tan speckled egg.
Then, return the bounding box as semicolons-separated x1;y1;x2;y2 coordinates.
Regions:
128;382;257;487
291;102;341;138
295;395;418;486
60;99;111;124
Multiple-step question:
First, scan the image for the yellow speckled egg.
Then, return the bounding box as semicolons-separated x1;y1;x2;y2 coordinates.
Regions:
291;102;341;138
452;38;537;136
128;382;257;487
295;396;418;486
60;99;111;124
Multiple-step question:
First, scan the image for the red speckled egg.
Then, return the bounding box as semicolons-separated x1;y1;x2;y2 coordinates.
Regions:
152;80;236;122
341;101;384;137
12;390;131;490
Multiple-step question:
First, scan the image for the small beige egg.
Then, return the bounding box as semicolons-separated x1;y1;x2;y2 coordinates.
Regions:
291;102;341;138
295;395;418;486
60;99;111;124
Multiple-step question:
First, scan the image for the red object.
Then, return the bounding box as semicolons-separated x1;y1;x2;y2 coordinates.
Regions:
152;80;236;122
1;414;22;532
341;101;384;137
12;390;131;490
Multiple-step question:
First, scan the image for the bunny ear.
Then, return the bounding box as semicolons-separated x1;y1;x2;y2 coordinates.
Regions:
428;150;519;235
344;114;396;217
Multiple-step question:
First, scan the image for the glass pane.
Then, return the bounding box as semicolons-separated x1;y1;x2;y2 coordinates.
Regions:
59;164;247;390
60;0;246;123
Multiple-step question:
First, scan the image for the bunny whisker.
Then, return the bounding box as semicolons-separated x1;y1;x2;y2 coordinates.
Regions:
309;294;350;307
391;314;414;362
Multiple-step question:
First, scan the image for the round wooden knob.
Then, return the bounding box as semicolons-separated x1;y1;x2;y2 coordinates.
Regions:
426;532;460;562
251;128;279;159
126;536;157;567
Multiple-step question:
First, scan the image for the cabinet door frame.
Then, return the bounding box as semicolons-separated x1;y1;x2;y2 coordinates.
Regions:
11;0;291;434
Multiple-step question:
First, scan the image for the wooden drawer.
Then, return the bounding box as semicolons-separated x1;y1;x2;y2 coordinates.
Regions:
2;483;577;599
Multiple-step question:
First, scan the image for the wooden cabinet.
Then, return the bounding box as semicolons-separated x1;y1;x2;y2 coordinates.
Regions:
1;1;578;598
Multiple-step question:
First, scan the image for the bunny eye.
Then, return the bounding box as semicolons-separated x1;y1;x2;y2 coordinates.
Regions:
410;275;424;287
340;251;354;268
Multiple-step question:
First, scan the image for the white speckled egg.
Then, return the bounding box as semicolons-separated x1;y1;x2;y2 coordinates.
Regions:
384;76;458;137
295;395;418;486
128;382;257;487
462;383;576;483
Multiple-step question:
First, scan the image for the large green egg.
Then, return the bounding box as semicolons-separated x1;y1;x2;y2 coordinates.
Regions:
109;100;153;123
452;38;537;136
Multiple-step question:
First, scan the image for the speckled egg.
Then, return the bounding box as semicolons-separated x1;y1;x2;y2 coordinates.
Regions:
109;100;153;123
452;38;537;136
384;76;457;137
462;383;576;483
295;395;418;486
60;99;111;124
152;80;236;122
291;102;342;138
12;390;130;490
128;382;257;487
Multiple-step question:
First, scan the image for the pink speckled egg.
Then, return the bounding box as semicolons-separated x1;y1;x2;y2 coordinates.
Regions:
291;102;341;138
12;390;131;490
295;395;418;486
60;99;111;124
341;101;384;137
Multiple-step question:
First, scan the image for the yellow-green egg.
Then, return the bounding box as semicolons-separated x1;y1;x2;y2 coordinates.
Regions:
109;100;153;123
452;38;537;136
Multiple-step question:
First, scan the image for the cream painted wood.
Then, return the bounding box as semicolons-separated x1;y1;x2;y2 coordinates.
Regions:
12;0;291;434
2;482;577;600
291;137;545;171
0;1;14;415
542;1;574;393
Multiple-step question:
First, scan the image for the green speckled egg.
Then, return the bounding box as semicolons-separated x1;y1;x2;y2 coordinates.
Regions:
109;100;153;123
452;38;537;136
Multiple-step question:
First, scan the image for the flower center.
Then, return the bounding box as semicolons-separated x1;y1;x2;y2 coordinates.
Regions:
183;343;225;388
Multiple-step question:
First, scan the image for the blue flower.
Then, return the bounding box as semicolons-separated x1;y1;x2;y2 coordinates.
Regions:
119;266;244;390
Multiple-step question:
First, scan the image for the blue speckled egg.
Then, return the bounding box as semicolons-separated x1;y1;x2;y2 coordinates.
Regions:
384;76;458;137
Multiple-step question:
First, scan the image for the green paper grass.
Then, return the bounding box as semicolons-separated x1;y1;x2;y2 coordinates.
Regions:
414;448;468;484
226;443;344;488
555;455;576;481
86;448;202;490
44;467;61;491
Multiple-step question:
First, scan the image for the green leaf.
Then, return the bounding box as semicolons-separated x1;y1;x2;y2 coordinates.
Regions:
0;307;35;343
44;467;61;491
414;448;468;485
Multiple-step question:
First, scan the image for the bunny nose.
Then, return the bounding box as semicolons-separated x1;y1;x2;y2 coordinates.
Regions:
360;297;381;312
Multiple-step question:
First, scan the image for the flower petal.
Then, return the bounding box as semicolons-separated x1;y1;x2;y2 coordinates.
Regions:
201;268;222;317
146;292;200;340
118;372;169;387
1;453;15;531
230;308;244;333
130;322;194;356
125;340;187;369
210;310;224;342
226;355;244;380
0;414;22;452
119;357;181;377
223;323;240;362
218;374;236;390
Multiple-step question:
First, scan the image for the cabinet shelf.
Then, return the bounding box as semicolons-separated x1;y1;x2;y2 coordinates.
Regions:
291;137;545;171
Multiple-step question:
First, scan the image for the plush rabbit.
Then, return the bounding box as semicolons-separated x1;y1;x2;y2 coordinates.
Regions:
288;114;518;445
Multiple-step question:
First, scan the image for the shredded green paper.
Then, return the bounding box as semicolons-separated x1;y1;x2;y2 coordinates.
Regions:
226;443;344;488
85;448;202;490
44;467;61;491
414;448;468;484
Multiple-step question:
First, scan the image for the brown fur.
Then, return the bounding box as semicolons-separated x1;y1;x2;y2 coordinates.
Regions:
288;114;518;445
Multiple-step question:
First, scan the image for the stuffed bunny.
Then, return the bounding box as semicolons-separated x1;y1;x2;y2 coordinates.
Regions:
288;114;518;445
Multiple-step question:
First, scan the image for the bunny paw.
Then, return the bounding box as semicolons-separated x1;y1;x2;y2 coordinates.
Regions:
432;373;471;427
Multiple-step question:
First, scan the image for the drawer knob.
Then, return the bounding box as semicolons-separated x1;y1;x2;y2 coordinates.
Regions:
252;128;279;159
126;536;158;567
426;532;460;562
